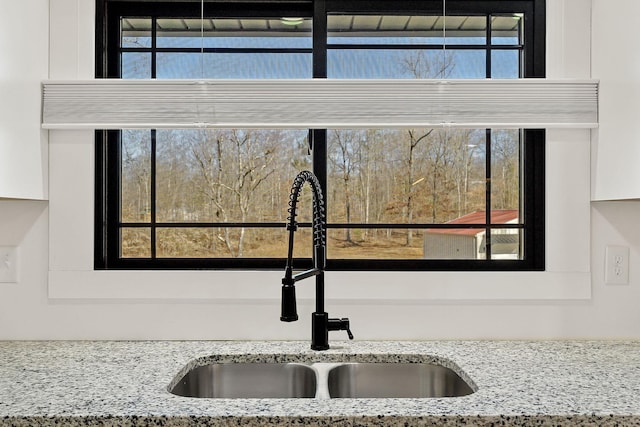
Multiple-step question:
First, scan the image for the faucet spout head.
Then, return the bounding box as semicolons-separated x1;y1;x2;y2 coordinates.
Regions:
280;279;298;322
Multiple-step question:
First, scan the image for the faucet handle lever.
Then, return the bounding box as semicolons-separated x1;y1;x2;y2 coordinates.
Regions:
329;317;354;340
340;318;353;340
345;325;354;340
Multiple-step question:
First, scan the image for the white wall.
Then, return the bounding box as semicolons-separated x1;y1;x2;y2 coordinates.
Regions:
1;0;640;340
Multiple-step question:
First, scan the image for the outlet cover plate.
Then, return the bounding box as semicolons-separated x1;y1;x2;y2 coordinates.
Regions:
605;245;629;285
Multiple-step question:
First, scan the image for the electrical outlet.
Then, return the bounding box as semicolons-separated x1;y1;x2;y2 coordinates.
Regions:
605;245;629;285
0;246;18;283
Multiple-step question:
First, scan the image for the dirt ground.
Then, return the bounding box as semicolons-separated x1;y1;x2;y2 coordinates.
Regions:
122;228;425;259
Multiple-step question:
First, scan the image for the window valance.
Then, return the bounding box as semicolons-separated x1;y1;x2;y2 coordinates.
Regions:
42;79;598;130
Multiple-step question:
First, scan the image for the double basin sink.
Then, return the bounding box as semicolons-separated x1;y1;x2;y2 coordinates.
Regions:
169;361;475;399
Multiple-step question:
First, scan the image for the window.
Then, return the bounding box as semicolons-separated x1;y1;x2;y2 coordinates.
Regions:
95;0;545;271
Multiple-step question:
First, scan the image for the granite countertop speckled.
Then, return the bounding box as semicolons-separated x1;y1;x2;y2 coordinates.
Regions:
1;340;640;426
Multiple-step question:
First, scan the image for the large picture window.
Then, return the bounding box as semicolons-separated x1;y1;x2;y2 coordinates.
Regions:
95;0;545;271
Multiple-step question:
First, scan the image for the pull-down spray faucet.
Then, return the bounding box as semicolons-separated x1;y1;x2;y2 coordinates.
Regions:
280;170;353;351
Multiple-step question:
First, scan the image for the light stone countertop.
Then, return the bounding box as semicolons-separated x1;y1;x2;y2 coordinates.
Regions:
1;340;640;426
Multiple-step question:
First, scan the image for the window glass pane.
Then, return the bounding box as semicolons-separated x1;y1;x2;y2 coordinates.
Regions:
121;130;151;222
156;52;312;78
424;228;487;260
121;17;152;48
122;52;151;78
327;228;428;259
156;227;311;258
203;53;312;78
491;15;522;45
156;53;203;78
121;228;151;258
491;129;520;213
156;18;312;49
328;49;486;79
155;129;310;223
156;18;203;48
490;229;523;260
326;129;486;224
444;16;487;45
447;50;487;78
206;18;312;48
329;15;443;44
491;50;520;78
327;15;486;45
328;50;452;78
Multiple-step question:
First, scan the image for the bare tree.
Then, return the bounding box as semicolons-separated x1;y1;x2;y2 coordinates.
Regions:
188;129;279;257
329;130;365;244
356;129;386;240
399;50;456;245
425;129;457;223
156;130;195;221
404;129;433;245
491;129;520;210
121;130;151;222
448;129;481;218
401;50;455;79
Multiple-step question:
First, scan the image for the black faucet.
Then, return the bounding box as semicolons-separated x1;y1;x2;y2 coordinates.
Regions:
280;170;353;351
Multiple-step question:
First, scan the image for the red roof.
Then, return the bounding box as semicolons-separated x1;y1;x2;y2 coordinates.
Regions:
426;210;519;236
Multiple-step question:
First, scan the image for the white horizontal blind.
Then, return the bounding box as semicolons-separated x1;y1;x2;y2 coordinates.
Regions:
42;79;598;129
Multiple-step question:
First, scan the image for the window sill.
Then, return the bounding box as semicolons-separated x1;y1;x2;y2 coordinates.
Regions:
48;270;591;301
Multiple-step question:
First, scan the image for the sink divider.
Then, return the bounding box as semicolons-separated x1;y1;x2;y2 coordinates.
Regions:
306;362;344;399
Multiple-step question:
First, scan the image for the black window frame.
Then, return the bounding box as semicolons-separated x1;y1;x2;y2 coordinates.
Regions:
95;0;545;272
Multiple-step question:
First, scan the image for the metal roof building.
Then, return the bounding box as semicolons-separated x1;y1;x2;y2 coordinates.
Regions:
424;210;520;259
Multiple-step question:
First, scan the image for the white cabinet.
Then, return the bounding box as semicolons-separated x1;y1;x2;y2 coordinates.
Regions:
591;0;640;201
0;0;49;200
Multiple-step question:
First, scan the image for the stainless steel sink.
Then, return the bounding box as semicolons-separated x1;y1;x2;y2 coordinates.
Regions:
170;362;317;398
327;362;474;398
169;361;475;399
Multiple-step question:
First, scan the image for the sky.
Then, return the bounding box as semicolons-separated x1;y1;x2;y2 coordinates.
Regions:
122;35;520;80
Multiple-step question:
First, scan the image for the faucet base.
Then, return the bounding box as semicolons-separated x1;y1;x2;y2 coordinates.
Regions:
311;344;330;351
311;312;354;350
311;312;330;351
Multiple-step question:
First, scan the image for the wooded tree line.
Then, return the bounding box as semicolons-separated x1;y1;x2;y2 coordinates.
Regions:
120;127;519;258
